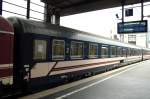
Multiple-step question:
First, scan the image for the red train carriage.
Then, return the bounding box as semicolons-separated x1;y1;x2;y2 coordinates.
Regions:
0;16;13;88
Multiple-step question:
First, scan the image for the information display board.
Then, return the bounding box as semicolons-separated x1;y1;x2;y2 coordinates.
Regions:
117;20;148;34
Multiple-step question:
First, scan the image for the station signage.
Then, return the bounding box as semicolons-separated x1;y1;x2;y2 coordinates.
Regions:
125;8;133;17
117;20;148;34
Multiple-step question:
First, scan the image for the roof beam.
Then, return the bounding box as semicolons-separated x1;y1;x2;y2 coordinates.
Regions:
41;0;150;16
60;0;121;16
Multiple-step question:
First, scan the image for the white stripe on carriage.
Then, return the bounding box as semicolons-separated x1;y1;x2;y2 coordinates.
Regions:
50;61;119;75
30;58;126;78
54;57;125;69
30;56;143;78
0;76;13;80
31;62;56;78
0;30;14;35
30;60;120;78
126;56;142;62
0;64;13;68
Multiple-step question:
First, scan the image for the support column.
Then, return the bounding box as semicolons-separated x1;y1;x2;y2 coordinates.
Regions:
122;5;124;22
55;11;60;25
121;0;125;42
0;0;2;15
141;0;144;21
44;4;52;23
26;0;30;19
121;0;125;22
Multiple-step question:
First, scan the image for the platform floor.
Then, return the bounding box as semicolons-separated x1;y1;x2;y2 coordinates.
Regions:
20;60;150;99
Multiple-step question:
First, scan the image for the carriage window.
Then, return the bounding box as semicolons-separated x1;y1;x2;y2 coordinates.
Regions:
89;43;98;58
135;49;138;56
117;47;122;57
127;48;131;56
134;49;137;56
71;41;83;59
111;46;117;57
136;49;140;56
52;40;65;60
134;49;136;56
131;49;135;56
136;49;139;56
122;48;127;57
130;49;133;56
138;50;142;55
101;46;108;58
33;40;47;60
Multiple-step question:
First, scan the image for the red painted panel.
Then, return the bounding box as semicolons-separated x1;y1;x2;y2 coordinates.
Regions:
0;67;13;77
0;16;13;32
0;16;14;80
0;34;13;64
0;16;14;65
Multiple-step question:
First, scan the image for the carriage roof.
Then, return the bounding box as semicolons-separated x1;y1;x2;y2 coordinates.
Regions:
8;17;145;49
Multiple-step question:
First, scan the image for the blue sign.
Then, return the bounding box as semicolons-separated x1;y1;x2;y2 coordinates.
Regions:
117;20;148;34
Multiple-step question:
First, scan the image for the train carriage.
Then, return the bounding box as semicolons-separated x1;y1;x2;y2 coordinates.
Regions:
0;16;14;97
0;16;13;86
8;17;146;89
0;16;150;96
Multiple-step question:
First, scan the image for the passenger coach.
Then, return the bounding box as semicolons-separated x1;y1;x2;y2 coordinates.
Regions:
0;16;150;96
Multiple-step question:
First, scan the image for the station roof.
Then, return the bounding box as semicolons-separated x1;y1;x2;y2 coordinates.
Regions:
41;0;150;16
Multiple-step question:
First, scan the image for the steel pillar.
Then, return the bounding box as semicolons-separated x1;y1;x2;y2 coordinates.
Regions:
120;0;125;42
0;0;2;15
55;12;60;25
141;0;144;20
122;5;124;22
26;0;30;19
121;0;125;22
44;4;51;23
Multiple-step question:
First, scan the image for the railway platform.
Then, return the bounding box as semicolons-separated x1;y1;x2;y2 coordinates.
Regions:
20;60;150;99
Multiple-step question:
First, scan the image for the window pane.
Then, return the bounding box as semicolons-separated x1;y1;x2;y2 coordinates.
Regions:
131;49;134;56
128;35;136;45
71;41;83;58
33;40;47;60
127;48;131;56
136;50;139;55
52;40;65;59
101;46;108;58
117;47;122;57
122;48;127;57
138;50;142;55
89;43;98;58
111;46;116;57
134;49;136;56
